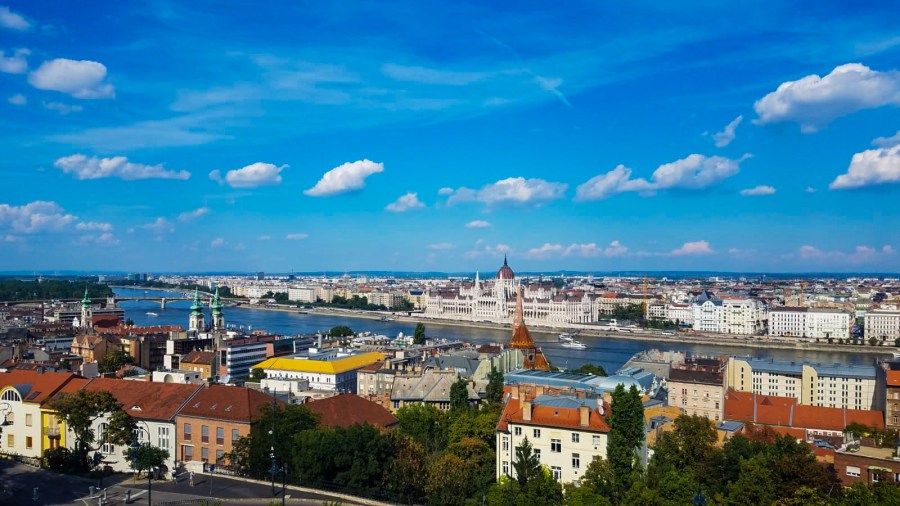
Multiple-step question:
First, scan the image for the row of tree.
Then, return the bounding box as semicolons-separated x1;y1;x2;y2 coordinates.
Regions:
0;279;112;301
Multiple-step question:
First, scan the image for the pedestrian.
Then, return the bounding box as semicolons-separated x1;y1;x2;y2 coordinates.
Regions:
189;470;195;487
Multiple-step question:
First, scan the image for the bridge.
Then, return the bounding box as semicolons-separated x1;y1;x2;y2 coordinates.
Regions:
2;295;245;310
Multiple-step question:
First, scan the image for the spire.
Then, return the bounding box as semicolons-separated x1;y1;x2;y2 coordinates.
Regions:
513;284;524;328
81;288;91;307
474;270;480;289
503;254;508;267
190;289;203;314
211;287;223;314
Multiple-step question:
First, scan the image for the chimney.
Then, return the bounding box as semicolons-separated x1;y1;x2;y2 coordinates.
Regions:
579;405;590;427
535;385;545;397
511;385;519;400
522;400;532;421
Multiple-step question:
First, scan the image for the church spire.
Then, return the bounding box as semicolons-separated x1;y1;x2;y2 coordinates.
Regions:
210;287;225;331
189;289;205;332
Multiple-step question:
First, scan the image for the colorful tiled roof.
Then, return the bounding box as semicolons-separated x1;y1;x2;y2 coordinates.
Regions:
497;395;609;433
0;370;85;405
84;377;202;421
723;389;884;432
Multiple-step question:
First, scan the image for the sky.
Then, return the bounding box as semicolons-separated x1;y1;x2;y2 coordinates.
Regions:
1;1;900;274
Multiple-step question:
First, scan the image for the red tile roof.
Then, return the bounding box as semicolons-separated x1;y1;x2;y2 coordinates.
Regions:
497;396;609;433
84;377;202;421
887;370;900;387
177;385;276;424
0;370;85;405
181;351;216;366
305;394;399;428
724;389;884;432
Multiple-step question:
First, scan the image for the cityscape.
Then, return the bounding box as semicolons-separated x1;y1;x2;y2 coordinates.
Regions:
2;1;900;506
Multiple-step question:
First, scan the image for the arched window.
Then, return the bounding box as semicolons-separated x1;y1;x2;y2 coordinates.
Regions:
1;389;21;402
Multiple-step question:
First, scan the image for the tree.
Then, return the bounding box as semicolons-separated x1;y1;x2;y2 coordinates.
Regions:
425;453;470;506
124;318;134;326
49;389;134;469
226;403;319;476
486;368;505;404
607;384;645;499
124;444;170;476
98;350;136;373
579;455;615;498
396;403;448;454
574;363;608;376
447;406;500;447
512;438;542;489
328;325;354;338
450;378;471;411
292;423;394;493
248;368;266;382
868;336;879;346
413;322;426;345
384;435;427;504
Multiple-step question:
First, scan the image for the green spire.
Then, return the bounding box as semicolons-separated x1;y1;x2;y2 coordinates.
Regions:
211;287;223;315
81;288;91;307
190;288;204;315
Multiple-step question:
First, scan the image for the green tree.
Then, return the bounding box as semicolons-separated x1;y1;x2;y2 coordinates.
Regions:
650;415;717;477
413;322;426;345
425;453;470;506
396;403;448;454
226;403;319;476
512;438;542;489
726;453;776;505
292;423;394;493
328;325;354;338
124;318;135;326
450;377;471;411
573;363;608;376
607;384;645;499
248;368;266;382
49;389;134;469
98;350;136;373
579;455;615;498
447;405;500;447
486;368;505;404
124;444;170;476
384;435;427;505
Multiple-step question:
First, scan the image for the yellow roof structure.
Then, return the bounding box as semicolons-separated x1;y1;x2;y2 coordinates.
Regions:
252;352;384;375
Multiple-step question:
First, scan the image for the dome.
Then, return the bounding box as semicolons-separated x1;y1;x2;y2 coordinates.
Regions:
496;255;515;280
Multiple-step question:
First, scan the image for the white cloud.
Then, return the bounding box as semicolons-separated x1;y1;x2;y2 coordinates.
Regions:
76;221;113;232
210;237;225;248
829;144;900;189
79;232;119;246
525;240;630;259
429;242;454;250
381;63;489;86
211;162;286;189
3;234;23;242
178;207;210;222
0;6;30;31
446;177;567;206
712;115;743;147
465;220;491;229
385;192;425;212
575;154;750;201
0;48;29;74
464;242;510;259
526;243;564;259
0;201;76;233
43;101;83;115
798;244;895;263
8;93;25;106
437;187;454;196
805;186;817;193
671;240;714;256
28;59;115;99
54;154;190;181
305;159;383;196
739;185;776;196
143;217;174;234
873;130;900;148
603;240;629;257
257;235;271;241
754;63;900;132
286;233;308;240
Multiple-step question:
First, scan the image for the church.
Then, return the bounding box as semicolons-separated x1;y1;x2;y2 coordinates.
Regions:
424;256;600;325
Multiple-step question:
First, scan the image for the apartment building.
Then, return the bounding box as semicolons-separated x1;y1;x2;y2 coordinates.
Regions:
692;292;766;335
667;368;725;421
768;307;852;340
865;307;900;343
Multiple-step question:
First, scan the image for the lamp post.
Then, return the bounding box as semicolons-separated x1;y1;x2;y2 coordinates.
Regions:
692;485;707;505
130;422;153;505
269;388;277;497
505;415;515;506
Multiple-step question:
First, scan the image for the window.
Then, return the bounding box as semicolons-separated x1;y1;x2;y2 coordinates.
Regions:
100;422;113;454
216;427;224;445
25;436;32;449
216;450;225;465
571;433;579;443
551;466;562;481
502;438;509;451
846;466;860;477
201;447;209;463
184;423;192;441
533;429;541;439
550;439;561;453
184;445;193;460
232;429;240;442
158;426;170;449
502;461;509;476
592;435;601;446
572;453;580;469
514;427;522;436
681;398;687;406
6;434;13;447
534;448;541;459
201;425;209;443
25;413;32;427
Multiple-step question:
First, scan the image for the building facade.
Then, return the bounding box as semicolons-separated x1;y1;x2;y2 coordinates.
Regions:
253;351;384;393
865;307;900;343
768;307;852;340
691;292;767;335
667;368;725;421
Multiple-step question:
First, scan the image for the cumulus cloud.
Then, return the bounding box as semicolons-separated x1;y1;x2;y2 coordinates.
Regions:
671;240;714;256
603;240;629;257
8;93;26;106
805;186;817;193
524;240;630;259
143;217;174;234
429;242;454;250
526;243;564;259
740;185;776;196
211;162;286;189
0;201;77;233
43;101;83;115
464;242;510;259
465;220;491;229
712;115;743;147
576;154;750;201
76;221;113;232
385;192;425;212
286;233;308;240
28;59;115;99
0;48;29;74
305;159;383;196
79;232;119;246
437;187;454;196
446;177;567;206
54;154;190;181
754;63;900;132
798;244;895;263
829;144;900;190
873;130;900;148
210;237;225;248
0;6;30;31
178;207;210;222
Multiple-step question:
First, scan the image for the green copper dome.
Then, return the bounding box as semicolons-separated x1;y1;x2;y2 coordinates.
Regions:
211;287;224;315
81;288;91;307
190;288;204;314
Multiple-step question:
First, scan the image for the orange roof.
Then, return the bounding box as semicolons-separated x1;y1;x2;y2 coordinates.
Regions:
177;385;275;424
887;370;900;387
497;396;609;433
724;389;884;432
509;286;550;370
306;394;398;428
0;370;85;405
85;377;202;420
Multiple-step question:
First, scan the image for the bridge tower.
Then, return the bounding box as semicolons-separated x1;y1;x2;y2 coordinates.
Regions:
210;287;225;331
188;289;205;332
80;289;93;332
160;297;166;310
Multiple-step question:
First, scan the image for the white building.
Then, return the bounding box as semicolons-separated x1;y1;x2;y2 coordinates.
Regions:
726;357;879;410
288;287;317;303
691;291;766;335
496;387;611;484
252;350;384;393
768;307;852;340
865;307;900;343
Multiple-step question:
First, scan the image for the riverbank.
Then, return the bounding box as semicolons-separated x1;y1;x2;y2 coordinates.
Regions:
233;304;893;357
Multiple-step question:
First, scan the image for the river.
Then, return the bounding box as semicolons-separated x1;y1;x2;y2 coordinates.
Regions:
114;288;886;373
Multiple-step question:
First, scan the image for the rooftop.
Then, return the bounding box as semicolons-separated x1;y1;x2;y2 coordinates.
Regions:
305;394;398;428
736;357;876;379
177;384;275;423
254;351;385;375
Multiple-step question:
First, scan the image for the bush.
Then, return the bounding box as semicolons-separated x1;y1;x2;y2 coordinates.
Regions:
43;447;85;474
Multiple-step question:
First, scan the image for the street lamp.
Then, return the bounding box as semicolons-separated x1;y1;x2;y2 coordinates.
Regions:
692;485;707;505
267;388;288;506
505;415;515;506
130;422;153;506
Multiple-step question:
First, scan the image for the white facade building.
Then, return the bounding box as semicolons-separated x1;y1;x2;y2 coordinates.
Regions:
691;292;766;335
288;287;317;303
865;307;900;343
768;307;852;340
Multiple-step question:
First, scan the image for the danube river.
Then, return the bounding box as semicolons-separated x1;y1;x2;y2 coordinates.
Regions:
114;288;885;373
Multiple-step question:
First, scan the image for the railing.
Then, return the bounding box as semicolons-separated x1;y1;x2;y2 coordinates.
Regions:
44;426;61;437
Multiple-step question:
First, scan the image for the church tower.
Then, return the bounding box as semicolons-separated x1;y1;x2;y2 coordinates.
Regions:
188;289;205;332
210;287;225;331
80;289;93;333
508;285;550;370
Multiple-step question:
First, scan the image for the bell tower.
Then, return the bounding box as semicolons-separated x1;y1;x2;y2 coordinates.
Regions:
80;289;93;333
188;289;205;332
210;287;225;331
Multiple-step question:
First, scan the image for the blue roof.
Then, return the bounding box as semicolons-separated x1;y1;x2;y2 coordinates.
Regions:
717;421;744;432
738;357;875;379
505;368;655;395
532;394;595;410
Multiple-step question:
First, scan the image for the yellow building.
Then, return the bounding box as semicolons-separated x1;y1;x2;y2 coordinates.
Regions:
253;351;384;393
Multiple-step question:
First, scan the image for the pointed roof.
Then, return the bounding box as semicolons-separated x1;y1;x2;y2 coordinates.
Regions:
509;285;550;370
497;254;514;280
210;287;223;315
81;288;91;307
190;289;203;314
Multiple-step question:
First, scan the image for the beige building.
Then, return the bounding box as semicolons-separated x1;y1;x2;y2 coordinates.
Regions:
667;368;725;421
768;307;852;340
865;307;900;343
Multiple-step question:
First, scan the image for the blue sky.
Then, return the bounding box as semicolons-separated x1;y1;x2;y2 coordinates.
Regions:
1;1;899;273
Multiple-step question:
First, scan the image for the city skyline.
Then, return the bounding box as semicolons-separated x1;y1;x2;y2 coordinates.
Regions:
2;2;899;272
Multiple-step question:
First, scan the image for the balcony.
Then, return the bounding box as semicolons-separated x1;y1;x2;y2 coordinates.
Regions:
44;426;61;438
